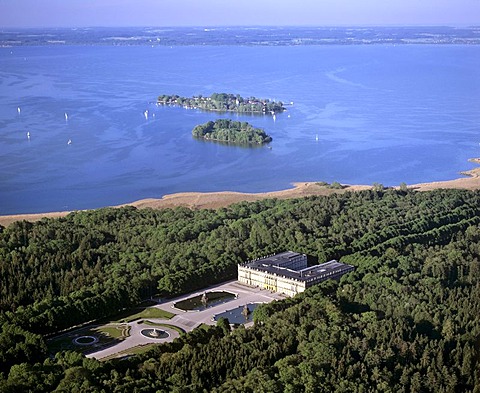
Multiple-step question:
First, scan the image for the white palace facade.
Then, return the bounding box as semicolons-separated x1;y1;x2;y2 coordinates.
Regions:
238;251;354;297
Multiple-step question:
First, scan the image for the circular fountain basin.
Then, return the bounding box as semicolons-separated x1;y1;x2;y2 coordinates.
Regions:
141;328;169;339
73;335;99;346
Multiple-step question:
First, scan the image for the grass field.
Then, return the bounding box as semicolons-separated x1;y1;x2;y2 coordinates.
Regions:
95;324;130;339
110;306;175;323
100;343;159;361
142;321;186;334
48;325;126;354
48;305;175;356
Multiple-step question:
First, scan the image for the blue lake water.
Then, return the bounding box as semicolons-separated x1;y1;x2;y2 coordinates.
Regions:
0;44;479;214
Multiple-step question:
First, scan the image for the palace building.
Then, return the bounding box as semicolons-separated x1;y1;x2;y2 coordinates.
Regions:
238;251;354;297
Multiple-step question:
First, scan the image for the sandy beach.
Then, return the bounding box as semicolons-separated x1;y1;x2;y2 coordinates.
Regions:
1;163;479;228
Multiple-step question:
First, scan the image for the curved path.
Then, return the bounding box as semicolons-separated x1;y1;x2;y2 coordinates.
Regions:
86;320;179;360
87;280;284;360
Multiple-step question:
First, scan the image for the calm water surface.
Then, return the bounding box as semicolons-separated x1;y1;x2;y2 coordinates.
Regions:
0;45;479;214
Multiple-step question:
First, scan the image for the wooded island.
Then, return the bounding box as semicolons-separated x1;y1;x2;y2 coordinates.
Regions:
192;119;272;145
157;92;286;114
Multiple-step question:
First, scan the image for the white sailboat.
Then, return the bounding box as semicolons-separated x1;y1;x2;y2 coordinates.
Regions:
65;112;68;121
144;110;149;120
26;131;30;139
315;134;319;142
67;139;72;145
17;107;21;115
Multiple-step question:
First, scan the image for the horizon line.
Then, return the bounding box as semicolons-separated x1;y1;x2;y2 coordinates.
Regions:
2;24;480;30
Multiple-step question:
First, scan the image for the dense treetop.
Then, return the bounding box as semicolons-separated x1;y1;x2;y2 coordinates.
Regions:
157;93;286;114
0;188;479;391
192;119;272;145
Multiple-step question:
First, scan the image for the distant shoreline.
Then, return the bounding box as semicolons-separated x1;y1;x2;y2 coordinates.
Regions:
1;161;479;228
3;26;480;47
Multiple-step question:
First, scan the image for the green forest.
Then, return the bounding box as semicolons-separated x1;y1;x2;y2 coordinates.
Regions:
192;119;272;145
0;188;479;392
157;93;286;114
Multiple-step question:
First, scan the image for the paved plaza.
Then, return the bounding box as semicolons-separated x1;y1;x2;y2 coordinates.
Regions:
87;280;285;360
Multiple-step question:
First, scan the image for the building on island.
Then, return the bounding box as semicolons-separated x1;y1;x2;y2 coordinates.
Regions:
238;251;354;297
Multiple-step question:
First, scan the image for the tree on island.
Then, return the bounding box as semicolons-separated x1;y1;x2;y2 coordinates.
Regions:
192;119;272;145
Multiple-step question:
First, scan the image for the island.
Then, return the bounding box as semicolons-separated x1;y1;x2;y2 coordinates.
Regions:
192;119;272;145
157;93;286;114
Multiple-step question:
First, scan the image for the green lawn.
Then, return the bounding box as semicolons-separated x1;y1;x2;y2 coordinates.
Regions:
111;306;175;323
100;343;159;361
48;307;176;357
47;325;121;354
143;321;186;334
95;325;129;339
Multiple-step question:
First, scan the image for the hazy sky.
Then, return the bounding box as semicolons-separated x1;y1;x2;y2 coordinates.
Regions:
1;0;479;28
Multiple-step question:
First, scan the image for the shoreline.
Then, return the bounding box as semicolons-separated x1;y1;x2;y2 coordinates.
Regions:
1;163;479;228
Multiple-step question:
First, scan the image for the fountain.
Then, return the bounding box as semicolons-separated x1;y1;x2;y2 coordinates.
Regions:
213;303;260;325
201;292;208;308
141;328;169;339
241;304;251;319
174;291;236;311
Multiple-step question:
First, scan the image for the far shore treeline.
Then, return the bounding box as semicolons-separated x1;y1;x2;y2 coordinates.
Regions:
192;119;272;145
0;188;479;391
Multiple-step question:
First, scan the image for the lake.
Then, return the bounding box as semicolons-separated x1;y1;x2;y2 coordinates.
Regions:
0;43;479;214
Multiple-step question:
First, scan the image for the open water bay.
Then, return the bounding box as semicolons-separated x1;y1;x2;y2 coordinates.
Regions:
0;44;479;214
